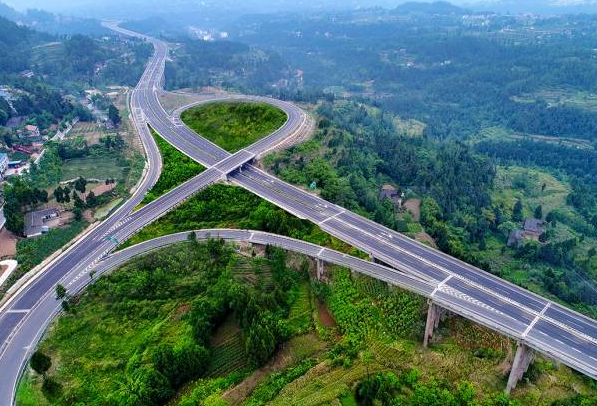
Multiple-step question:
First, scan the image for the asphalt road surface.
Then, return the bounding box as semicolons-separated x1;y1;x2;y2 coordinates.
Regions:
119;26;597;380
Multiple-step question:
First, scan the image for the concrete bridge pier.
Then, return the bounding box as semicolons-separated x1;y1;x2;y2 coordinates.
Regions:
423;301;445;347
505;342;534;394
316;258;325;280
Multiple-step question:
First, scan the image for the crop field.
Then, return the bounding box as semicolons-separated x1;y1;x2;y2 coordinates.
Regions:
61;155;127;181
68;122;110;145
209;316;249;376
287;281;313;334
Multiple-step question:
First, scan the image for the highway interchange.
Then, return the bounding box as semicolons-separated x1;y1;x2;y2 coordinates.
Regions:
0;23;597;404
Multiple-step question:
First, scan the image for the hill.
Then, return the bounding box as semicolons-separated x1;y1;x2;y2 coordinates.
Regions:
394;1;468;14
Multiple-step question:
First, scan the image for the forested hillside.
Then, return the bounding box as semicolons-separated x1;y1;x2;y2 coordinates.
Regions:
0;16;151;131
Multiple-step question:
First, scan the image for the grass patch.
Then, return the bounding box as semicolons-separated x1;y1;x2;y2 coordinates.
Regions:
492;165;570;218
15;221;88;274
60;156;127;182
208;316;249;376
15;372;50;406
181;101;287;153
141;129;204;205
287;281;314;334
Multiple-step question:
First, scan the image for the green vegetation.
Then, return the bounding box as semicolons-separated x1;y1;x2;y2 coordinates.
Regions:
60;155;128;181
17;242;597;406
266;101;597;317
0;220;91;297
122;184;346;253
266;268;596;406
141;129;204;205
181;102;287;153
354;371;516;406
16;241;309;406
165;40;289;95
15;221;87;274
267;101;495;270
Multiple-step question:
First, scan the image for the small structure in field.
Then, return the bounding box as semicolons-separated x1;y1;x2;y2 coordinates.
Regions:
24;208;60;238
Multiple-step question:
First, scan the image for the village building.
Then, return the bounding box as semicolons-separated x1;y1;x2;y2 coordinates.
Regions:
24;208;60;238
507;218;546;247
0;153;8;178
379;184;404;208
24;124;40;138
523;218;546;240
379;184;399;200
507;229;525;247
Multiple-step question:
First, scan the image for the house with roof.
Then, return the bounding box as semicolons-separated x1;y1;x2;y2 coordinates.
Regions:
379;184;404;208
523;218;545;240
507;218;547;247
24;208;60;238
379;184;399;200
24;125;40;138
507;229;524;247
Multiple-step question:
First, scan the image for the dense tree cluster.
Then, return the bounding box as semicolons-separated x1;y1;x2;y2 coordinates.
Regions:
165;38;289;94
271;102;495;267
228;11;597;140
30;239;303;405
355;371;518;406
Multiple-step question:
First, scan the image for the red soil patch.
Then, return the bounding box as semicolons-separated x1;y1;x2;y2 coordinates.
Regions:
404;198;421;221
317;301;337;327
0;228;18;258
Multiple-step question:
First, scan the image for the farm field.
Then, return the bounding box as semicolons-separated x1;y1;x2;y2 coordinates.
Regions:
60;156;127;182
67;122;110;145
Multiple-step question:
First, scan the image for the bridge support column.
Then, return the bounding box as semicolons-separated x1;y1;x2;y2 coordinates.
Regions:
505;342;534;394
249;242;267;257
316;258;325;281
423;301;445;347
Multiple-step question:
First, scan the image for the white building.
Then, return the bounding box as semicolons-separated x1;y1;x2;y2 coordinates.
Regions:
0;204;5;231
0;153;8;178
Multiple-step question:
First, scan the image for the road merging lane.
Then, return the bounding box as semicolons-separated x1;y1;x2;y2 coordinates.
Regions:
99;23;597;380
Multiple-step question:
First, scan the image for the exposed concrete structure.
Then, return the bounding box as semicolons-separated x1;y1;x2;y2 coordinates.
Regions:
506;342;535;394
316;258;324;280
423;301;446;347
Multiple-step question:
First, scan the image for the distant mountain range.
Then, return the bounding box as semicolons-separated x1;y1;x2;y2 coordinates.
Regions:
394;1;470;14
466;0;597;14
0;1;109;35
3;0;597;32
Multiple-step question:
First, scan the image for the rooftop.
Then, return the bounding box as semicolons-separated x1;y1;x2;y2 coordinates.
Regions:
523;218;545;234
24;208;59;238
380;184;399;200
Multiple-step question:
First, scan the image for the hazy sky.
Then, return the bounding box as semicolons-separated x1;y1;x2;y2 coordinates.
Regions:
4;0;592;19
3;0;478;13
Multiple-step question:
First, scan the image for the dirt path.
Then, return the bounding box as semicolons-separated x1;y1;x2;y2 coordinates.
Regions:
404;198;421;221
222;334;326;405
317;301;337;327
0;229;18;258
414;231;437;248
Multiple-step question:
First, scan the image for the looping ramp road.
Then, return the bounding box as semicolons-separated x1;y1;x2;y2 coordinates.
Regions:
0;23;596;405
